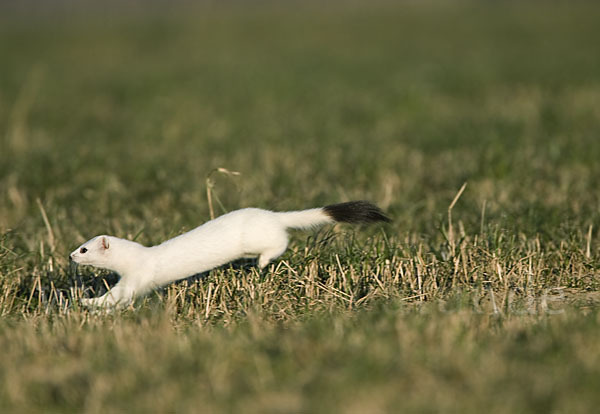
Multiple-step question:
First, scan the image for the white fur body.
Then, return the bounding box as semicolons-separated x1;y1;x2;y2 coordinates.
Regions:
71;207;334;307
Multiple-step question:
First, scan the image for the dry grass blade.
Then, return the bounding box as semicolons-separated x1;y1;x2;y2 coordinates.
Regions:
447;182;467;257
36;198;56;254
206;167;242;220
586;224;593;259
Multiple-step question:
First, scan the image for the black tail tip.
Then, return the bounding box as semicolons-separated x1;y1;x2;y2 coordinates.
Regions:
323;201;391;224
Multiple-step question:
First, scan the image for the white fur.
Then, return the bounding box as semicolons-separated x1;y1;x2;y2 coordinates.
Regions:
70;207;335;307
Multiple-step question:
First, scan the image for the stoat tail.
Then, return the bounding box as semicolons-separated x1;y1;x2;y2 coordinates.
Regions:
277;201;391;230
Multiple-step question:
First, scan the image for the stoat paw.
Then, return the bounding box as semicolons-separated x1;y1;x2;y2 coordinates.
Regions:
80;297;94;307
81;296;133;310
81;297;111;308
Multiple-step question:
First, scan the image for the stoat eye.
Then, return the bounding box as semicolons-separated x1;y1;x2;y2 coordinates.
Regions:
80;247;88;254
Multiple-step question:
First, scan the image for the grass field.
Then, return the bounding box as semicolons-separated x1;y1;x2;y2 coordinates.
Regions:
1;1;600;412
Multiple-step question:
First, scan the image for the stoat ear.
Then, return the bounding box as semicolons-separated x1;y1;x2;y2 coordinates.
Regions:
101;236;110;250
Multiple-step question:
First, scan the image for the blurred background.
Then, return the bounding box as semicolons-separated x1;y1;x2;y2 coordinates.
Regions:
1;0;600;247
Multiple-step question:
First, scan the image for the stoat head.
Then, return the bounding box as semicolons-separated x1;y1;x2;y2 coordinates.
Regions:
70;235;113;268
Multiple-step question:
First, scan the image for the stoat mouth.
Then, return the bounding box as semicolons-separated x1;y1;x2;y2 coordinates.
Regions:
69;259;79;274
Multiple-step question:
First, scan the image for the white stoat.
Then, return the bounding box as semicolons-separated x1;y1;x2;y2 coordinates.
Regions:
70;201;390;307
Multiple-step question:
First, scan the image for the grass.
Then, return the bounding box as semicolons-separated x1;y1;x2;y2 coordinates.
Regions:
2;304;600;413
1;1;600;412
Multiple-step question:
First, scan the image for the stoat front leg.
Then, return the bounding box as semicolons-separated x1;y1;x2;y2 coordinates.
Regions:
81;283;135;308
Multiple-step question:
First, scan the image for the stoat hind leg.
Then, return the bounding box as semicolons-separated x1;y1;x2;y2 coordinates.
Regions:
258;240;288;269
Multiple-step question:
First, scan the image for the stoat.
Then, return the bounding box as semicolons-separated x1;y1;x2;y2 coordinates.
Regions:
70;201;390;307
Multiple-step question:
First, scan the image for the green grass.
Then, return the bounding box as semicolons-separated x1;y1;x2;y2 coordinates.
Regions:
1;1;600;412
